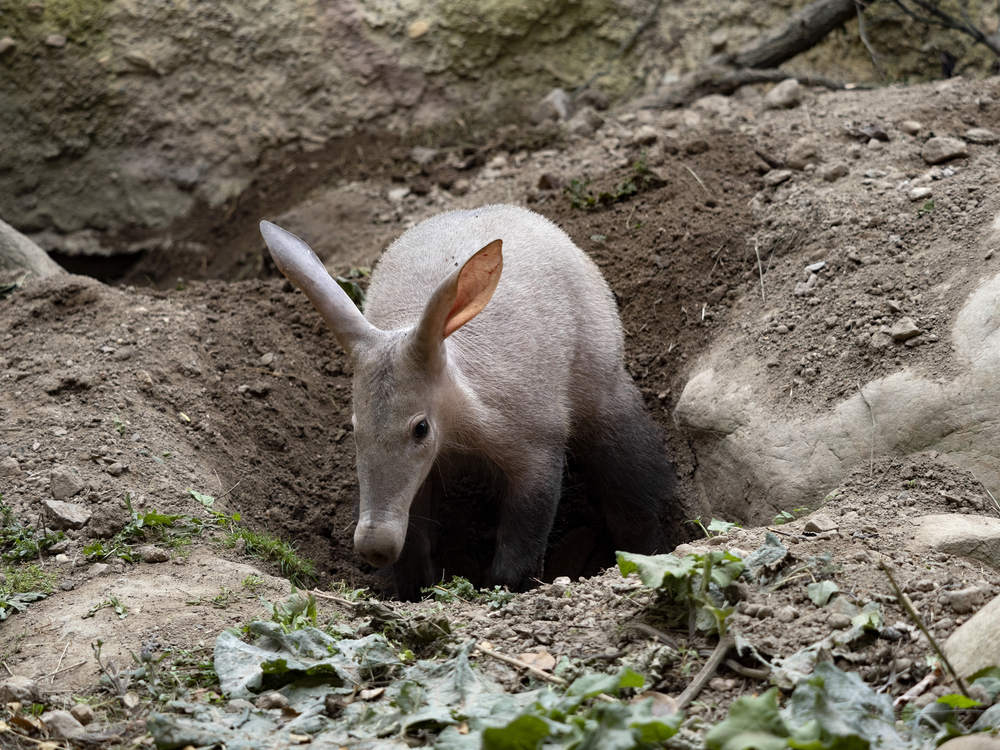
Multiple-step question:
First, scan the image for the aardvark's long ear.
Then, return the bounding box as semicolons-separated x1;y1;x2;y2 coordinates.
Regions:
411;239;503;358
260;221;376;355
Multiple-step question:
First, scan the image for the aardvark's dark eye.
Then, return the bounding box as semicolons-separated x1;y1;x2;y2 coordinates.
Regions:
413;420;429;440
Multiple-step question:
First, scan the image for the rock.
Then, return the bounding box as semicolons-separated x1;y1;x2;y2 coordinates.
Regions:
899;120;923;136
409;146;437;167
70;704;95;726
777;606;799;623
575;88;609;111
631;126;658;146
911;515;1000;570
921;137;968;165
537;174;560;191
44;34;67;48
256;692;290;710
909;186;934;201
683;138;709;154
945;593;1000;678
965;128;998;145
43;499;91;530
786;138;821;170
692;94;731;117
49;465;85;500
764;78;801;109
804;513;838;533
530;88;570;124
0;675;42;704
890;317;922;341
707;285;728;306
407;20;429;39
820;162;848;182
828;613;852;630
0;456;20;476
88;503;128;538
566;106;604;137
450;179;470;196
764;169;793;187
60;580;75;590
939;736;1000;750
946;586;984;615
386;186;410;202
710;29;728;51
40;710;85;739
0;37;15;57
106;462;125;477
88;562;111;577
140;545;170;563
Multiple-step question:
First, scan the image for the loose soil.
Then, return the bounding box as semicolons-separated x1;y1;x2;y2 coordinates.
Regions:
2;74;1000;741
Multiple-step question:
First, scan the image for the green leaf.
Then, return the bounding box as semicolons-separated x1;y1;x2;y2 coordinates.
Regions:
482;714;551;750
616;551;697;588
936;694;980;709
705;688;790;750
807;581;839;607
708;519;740;535
188;489;215;507
850;602;882;630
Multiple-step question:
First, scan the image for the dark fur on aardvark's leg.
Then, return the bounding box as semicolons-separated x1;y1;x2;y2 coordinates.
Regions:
489;451;564;592
579;399;673;555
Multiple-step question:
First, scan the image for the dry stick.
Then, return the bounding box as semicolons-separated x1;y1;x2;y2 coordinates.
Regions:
477;643;568;687
754;240;766;302
857;381;876;476
46;660;87;680
877;557;970;699
854;1;886;80
676;634;736;710
887;0;1000;55
51;642;70;683
214;480;242;503
684;165;713;198
2;661;13;676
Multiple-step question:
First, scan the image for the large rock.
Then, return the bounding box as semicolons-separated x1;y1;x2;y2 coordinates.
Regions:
0;218;64;279
910;515;1000;570
43;499;92;531
944;593;1000;679
49;466;85;500
0;675;42;704
40;710;86;739
764;78;801;109
673;207;1000;523
921;137;969;164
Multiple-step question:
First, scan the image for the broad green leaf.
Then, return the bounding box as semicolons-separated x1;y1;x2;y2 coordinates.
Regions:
482;714;551;750
616;551;696;588
188;489;215;507
936;694;980;709
807;581;839;607
705;688;789;750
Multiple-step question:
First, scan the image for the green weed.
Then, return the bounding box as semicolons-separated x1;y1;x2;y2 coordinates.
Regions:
223;527;316;585
565;150;660;210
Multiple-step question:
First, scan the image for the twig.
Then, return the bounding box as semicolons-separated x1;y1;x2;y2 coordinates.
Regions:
677;634;735;710
877;557;970;698
855;1;886;80
311;590;364;609
632;622;679;649
2;661;13;676
51;642;70;683
477;643;568;687
894;663;942;706
857;381;876;476
723;658;771;680
754;240;766;302
214;481;241;503
684;165;713;197
47;659;87;679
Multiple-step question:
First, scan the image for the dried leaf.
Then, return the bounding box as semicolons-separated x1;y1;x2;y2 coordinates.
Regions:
518;649;556;671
